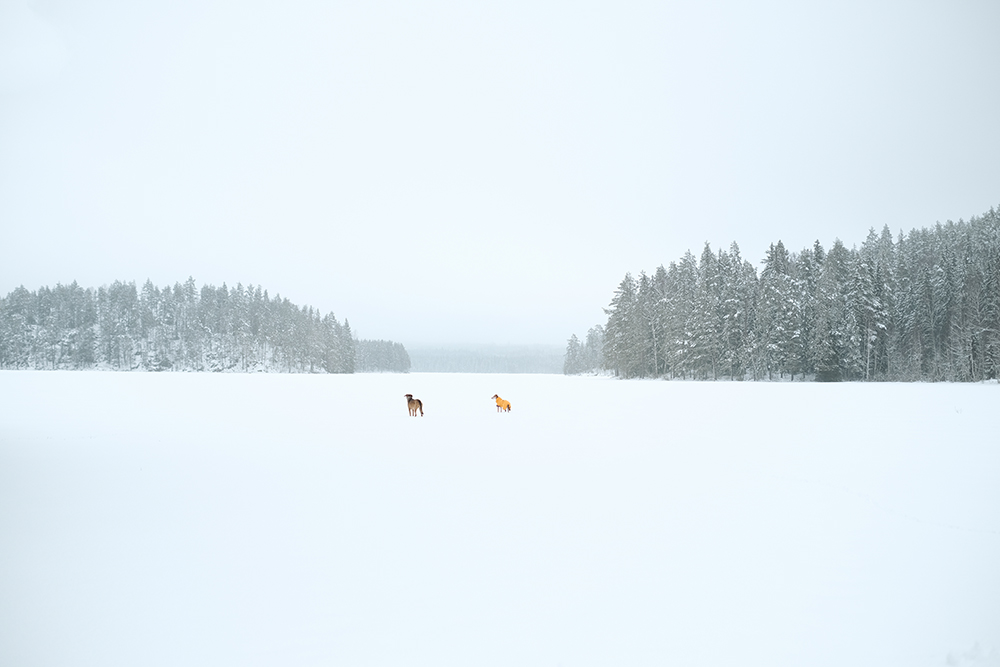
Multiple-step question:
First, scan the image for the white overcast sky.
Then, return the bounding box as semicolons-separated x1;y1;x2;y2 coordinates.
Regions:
2;0;999;346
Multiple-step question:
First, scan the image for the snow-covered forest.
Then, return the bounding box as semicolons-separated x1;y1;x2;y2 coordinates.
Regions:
0;278;410;373
563;327;605;375
568;207;1000;381
354;339;412;373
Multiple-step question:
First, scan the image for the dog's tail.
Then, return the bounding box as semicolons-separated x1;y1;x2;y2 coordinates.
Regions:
417;399;423;416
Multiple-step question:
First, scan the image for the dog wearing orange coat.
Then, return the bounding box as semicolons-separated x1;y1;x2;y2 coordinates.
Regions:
491;394;511;413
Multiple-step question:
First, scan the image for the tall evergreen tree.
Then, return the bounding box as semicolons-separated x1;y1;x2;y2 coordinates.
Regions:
563;334;583;375
603;273;642;377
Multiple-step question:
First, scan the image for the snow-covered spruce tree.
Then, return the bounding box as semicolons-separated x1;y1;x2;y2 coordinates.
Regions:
788;243;822;377
603;273;644;377
669;252;700;380
97;280;140;370
321;313;344;373
849;228;896;380
637;270;668;377
892;231;920;379
0;286;35;368
649;265;671;377
228;283;252;372
692;244;723;380
176;277;202;370
717;242;757;380
875;226;899;378
756;241;804;380
810;240;860;381
900;227;938;378
340;320;355;373
583;325;605;372
563;334;583;374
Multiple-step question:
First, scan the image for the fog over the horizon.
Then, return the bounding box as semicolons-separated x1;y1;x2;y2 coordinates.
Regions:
2;0;998;347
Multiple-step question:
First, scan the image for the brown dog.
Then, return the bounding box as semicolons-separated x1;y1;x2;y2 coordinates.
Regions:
404;394;423;417
491;394;511;412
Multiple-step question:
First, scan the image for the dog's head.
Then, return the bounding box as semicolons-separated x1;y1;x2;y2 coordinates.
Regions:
404;394;413;399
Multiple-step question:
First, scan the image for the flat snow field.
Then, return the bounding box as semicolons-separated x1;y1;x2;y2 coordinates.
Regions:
1;371;998;667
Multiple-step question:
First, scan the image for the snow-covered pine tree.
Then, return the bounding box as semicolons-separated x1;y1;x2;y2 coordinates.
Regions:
563;334;583;374
583;325;604;372
716;242;756;379
810;239;859;381
341;320;355;373
756;241;804;380
603;273;643;377
851;228;895;380
789;244;821;377
637;271;667;377
670;252;700;380
692;244;722;380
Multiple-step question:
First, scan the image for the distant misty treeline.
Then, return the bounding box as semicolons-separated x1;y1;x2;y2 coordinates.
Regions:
409;345;563;374
566;207;1000;382
0;278;410;374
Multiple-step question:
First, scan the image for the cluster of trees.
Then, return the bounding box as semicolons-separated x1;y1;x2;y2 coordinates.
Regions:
355;340;411;373
566;208;1000;382
0;278;409;374
562;326;605;375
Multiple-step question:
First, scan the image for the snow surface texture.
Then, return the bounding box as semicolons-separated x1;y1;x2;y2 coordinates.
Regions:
1;371;998;667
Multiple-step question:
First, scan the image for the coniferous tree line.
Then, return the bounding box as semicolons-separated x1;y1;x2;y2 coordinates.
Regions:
0;278;409;373
566;207;1000;381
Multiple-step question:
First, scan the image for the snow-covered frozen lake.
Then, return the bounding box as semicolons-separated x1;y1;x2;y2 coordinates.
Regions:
1;371;998;667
